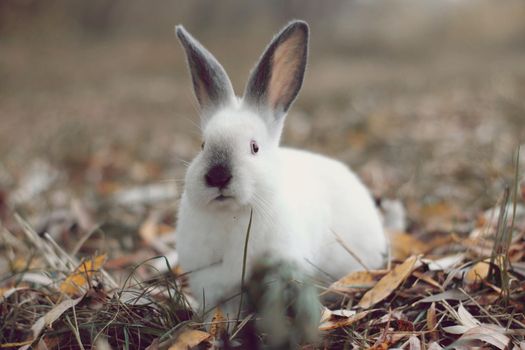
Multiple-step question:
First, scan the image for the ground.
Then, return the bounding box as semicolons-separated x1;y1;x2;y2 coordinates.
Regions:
0;1;524;349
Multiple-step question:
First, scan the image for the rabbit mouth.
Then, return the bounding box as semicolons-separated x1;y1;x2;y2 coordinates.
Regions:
214;194;233;202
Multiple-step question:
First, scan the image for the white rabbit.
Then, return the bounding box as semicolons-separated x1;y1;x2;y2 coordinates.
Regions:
174;20;387;318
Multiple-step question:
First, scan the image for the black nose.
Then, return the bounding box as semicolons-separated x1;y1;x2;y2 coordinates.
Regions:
205;164;232;188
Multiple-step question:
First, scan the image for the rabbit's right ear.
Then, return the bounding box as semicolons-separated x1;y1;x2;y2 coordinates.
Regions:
176;25;235;122
243;21;309;121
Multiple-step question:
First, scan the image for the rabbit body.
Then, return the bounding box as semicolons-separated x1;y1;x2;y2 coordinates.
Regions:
174;21;387;316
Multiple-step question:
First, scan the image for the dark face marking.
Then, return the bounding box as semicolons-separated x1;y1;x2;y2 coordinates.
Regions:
204;146;233;189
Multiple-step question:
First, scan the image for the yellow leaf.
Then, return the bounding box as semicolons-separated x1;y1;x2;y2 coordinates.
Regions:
464;261;490;286
60;254;107;296
209;307;227;340
168;329;211;350
358;255;418;309
329;270;383;293
389;232;429;260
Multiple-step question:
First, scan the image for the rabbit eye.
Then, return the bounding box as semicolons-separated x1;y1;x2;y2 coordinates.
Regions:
250;140;259;155
201;141;205;150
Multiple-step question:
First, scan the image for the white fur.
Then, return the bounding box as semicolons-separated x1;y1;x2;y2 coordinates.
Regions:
174;21;387;318
176;106;387;316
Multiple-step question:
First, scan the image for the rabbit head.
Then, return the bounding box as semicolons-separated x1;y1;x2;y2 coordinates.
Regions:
176;21;308;211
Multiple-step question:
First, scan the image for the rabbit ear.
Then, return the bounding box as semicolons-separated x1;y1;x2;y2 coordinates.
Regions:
176;25;235;119
243;20;308;119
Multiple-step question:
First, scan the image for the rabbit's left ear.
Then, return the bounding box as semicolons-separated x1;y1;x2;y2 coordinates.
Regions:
243;21;308;119
176;25;235;120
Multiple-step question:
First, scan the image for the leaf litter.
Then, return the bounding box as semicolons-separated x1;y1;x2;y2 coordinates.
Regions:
1;148;525;349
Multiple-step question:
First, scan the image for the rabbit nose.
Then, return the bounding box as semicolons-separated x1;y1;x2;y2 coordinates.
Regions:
205;164;232;188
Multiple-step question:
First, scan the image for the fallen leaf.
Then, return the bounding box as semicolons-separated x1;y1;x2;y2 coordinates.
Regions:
168;329;211;350
423;254;465;271
513;341;525;350
420;202;458;231
328;270;380;293
36;336;60;350
319;309;372;331
457;303;479;329
427;342;443;350
418;289;469;303
408;335;421;350
358;255;418;309
427;302;438;341
389;232;428;260
20;296;83;350
60;254;107;296
412;271;443;290
209;307;227;340
139;211;175;247
451;324;510;349
464;261;490;287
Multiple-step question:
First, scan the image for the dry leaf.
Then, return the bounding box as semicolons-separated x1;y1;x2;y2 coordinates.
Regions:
412;271;443;290
443;303;480;334
358;255;418;309
408;335;421;350
423;254;465;271
418;289;468;303
453;324;510;349
420;202;458;231
464;261;490;287
209;307;227;340
389;232;429;260
20;296;83;350
427;302;438;341
513;341;525;350
319;309;372;331
139;211;175;244
168;329;211;350
60;254;107;296
36;336;60;350
328;270;379;293
427;342;443;350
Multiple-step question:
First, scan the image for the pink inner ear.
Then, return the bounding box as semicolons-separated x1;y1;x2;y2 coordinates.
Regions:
268;33;304;111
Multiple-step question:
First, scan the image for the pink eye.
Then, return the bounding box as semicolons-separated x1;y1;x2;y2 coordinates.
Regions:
250;140;259;155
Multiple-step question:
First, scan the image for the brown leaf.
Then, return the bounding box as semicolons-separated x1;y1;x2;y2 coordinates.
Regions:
168;329;211;350
209;307;227;340
427;302;438;341
464;261;490;287
60;254;106;296
389;232;429;260
358;255;418;309
328;270;381;293
319;309;372;331
412;271;443;290
420;202;458;231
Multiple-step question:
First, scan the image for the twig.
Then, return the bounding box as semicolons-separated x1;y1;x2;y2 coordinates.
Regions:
331;229;371;272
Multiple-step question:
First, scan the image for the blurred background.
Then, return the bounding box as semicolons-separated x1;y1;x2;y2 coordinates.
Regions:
1;0;525;225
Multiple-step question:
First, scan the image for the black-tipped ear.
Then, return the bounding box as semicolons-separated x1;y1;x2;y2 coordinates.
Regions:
243;20;309;118
176;25;235;116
